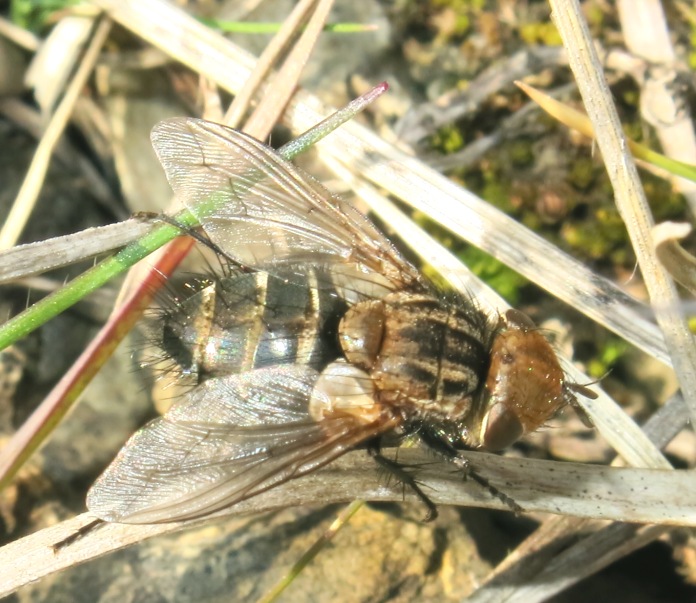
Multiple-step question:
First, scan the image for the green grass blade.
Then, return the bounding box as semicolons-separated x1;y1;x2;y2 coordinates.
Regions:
0;83;388;352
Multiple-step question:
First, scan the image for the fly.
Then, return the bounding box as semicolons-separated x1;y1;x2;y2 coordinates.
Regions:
86;118;595;524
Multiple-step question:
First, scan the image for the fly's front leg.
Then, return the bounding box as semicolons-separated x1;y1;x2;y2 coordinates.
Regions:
418;429;524;514
448;454;523;514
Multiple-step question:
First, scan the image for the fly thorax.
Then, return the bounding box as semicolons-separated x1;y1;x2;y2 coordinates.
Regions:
339;291;490;420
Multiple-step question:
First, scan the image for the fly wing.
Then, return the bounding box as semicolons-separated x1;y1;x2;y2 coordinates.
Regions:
87;365;390;524
151;117;422;297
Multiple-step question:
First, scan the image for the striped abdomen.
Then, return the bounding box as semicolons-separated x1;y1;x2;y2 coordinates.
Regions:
160;270;346;382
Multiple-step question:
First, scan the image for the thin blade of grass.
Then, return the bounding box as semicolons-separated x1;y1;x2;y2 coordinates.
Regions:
2;450;696;598
549;0;696;442
516;80;696;182
0;1;387;520
241;0;334;136
201;19;375;34
0;83;388;352
469;393;688;602
0;236;194;489
225;0;329;128
0;219;151;283
258;500;366;603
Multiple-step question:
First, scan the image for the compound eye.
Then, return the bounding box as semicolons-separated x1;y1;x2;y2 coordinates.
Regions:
480;401;524;451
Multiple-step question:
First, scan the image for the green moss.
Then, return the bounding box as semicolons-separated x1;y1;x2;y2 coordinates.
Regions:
620;88;640;108
519;22;563;46
412;209;526;305
431;125;465;154
449;13;471;37
646;180;686;222
688;316;696;334
584;4;605;30
567;157;596;190
587;336;629;379
457;246;527;305
596;207;627;238
689;28;696;70
11;0;71;31
433;0;485;12
622;120;644;144
480;176;515;214
561;208;628;261
520;211;543;233
506;140;535;168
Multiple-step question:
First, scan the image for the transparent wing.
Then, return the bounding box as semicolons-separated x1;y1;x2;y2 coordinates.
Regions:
87;365;390;524
150;117;422;295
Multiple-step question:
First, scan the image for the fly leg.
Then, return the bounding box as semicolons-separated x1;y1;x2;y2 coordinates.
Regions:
367;443;439;522
135;212;251;273
446;455;523;514
418;430;523;514
51;518;104;552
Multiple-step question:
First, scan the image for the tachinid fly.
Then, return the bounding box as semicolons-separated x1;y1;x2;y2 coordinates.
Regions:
86;118;594;524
